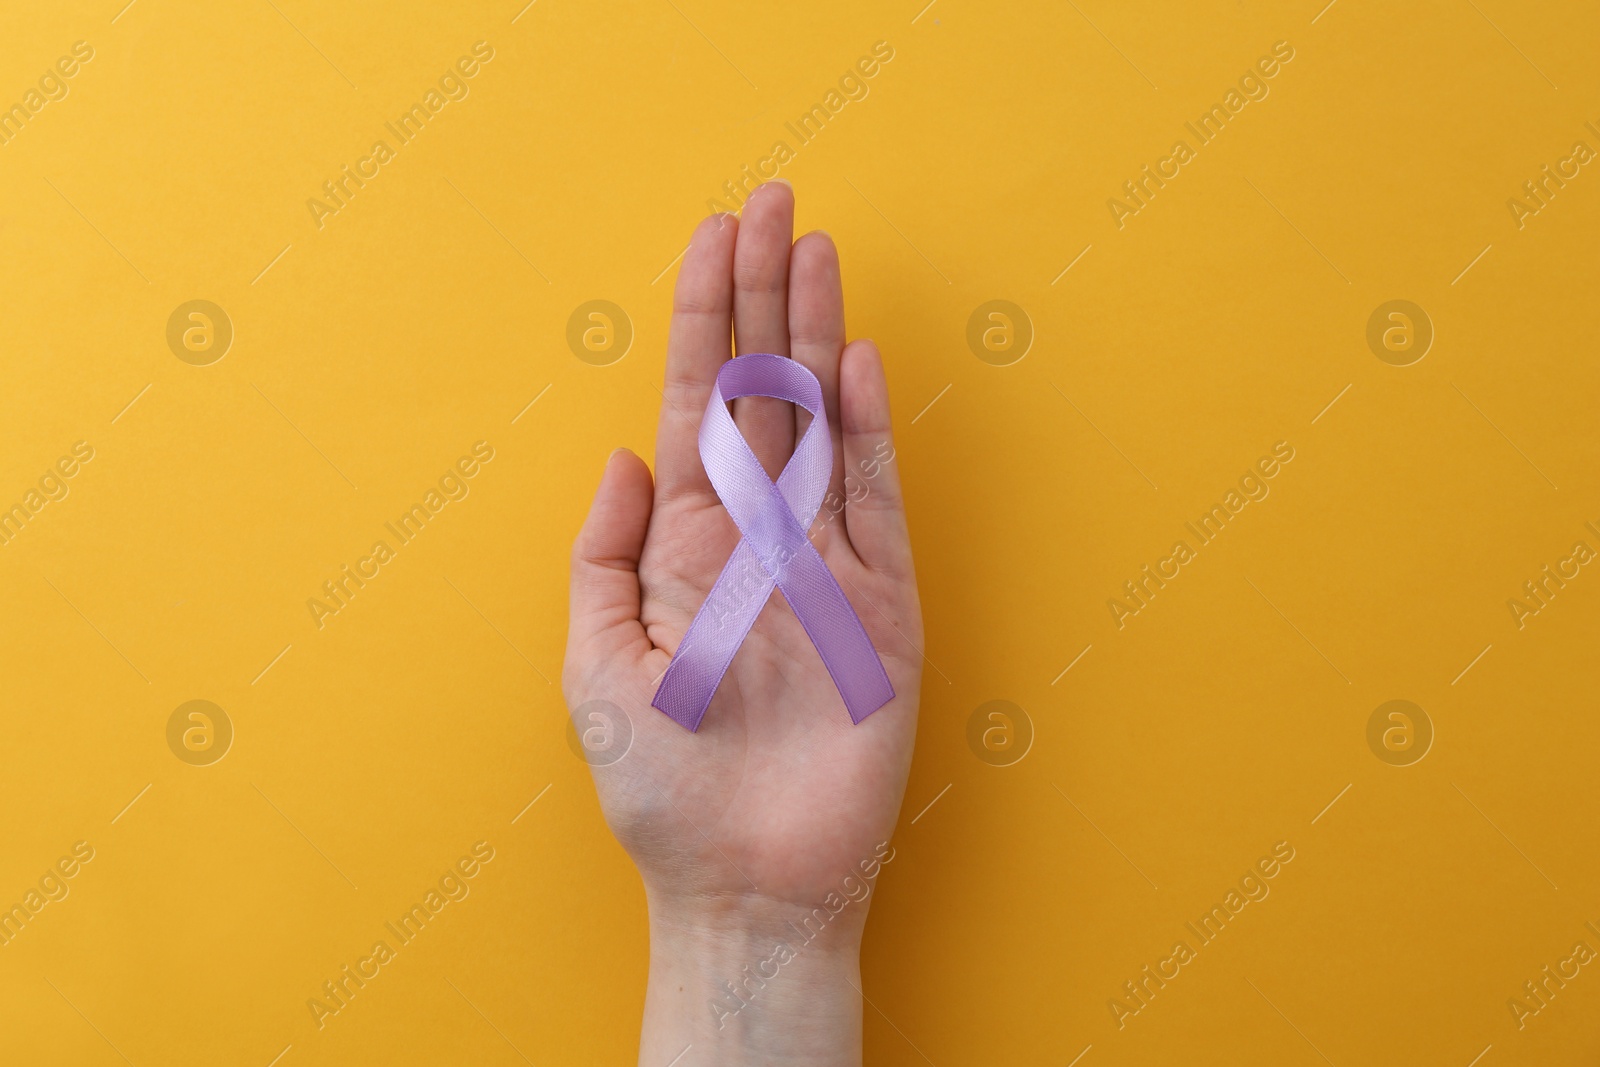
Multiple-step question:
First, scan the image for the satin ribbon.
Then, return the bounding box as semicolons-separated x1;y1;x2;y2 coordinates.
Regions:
652;353;895;732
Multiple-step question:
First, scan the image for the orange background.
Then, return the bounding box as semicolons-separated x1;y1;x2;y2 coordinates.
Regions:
1;1;1597;1063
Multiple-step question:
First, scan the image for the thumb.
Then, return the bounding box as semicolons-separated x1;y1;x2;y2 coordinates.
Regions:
568;448;654;658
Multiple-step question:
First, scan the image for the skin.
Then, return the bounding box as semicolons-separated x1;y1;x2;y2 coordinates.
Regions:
563;181;924;1066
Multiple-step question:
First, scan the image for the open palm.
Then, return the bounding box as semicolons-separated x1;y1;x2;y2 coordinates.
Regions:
563;182;923;920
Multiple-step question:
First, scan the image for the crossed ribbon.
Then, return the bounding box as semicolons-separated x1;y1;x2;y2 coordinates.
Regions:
651;353;895;732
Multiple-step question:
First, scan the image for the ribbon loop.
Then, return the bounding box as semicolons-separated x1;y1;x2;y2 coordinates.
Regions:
651;354;895;732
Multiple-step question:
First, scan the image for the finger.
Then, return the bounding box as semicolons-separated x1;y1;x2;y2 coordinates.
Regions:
730;181;795;479
840;340;913;579
568;449;655;658
656;212;737;504
788;230;848;525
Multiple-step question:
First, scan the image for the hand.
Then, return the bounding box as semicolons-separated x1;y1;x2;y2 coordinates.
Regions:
563;181;923;1065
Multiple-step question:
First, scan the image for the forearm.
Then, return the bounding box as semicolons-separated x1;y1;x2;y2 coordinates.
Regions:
640;894;865;1067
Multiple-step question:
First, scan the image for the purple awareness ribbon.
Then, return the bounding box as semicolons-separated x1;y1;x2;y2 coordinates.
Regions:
652;353;895;732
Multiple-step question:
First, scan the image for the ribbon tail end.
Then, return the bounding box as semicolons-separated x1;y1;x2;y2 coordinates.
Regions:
651;692;707;733
844;679;895;725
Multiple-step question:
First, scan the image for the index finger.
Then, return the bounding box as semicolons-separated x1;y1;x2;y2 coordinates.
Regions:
654;213;737;504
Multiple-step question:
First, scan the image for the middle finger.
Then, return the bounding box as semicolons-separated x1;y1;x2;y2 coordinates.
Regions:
731;181;796;479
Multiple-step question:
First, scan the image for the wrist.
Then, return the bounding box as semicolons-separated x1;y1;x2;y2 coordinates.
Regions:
639;890;866;1067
